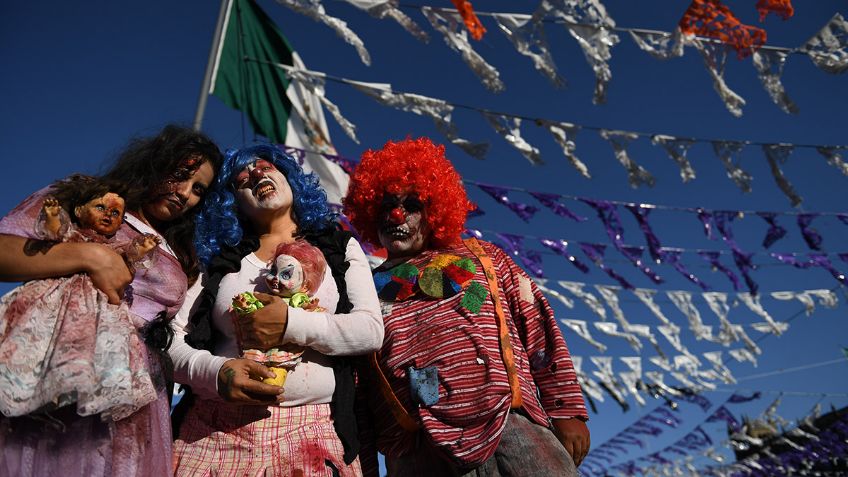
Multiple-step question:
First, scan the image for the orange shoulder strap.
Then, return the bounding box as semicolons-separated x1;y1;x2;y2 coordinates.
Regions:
369;352;420;432
463;237;523;409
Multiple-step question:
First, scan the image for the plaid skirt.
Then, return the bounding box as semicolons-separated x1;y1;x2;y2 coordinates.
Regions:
173;400;362;477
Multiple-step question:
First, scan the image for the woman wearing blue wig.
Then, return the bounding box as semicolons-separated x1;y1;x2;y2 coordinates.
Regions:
169;145;383;476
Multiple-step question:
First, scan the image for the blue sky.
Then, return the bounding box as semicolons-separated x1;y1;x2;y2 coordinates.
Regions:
2;1;847;474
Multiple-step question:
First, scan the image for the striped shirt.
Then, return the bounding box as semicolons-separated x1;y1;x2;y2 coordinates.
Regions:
359;240;587;472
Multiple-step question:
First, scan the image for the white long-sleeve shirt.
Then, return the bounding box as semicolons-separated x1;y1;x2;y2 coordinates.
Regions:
169;237;383;405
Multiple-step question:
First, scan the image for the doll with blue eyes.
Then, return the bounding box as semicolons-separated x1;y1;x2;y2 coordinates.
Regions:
231;239;327;386
0;175;161;420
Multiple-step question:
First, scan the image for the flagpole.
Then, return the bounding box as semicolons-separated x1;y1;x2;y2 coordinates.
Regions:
194;0;232;131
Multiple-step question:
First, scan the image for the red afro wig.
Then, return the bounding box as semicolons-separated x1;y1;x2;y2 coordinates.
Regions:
272;240;327;295
343;137;475;249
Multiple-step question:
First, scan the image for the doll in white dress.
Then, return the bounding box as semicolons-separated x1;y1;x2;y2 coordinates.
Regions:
0;175;160;421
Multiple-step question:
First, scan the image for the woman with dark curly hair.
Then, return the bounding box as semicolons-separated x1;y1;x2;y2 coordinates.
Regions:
169;144;382;476
0;124;223;476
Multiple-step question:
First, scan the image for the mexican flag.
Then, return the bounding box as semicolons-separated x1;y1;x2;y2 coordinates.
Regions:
208;0;349;204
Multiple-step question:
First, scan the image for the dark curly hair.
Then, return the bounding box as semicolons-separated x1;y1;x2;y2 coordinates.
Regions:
343;137;475;249
101;124;223;283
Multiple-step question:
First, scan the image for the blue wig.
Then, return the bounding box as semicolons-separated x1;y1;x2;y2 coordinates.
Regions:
194;144;336;265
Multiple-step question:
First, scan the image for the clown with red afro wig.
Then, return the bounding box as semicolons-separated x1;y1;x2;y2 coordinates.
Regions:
343;137;475;249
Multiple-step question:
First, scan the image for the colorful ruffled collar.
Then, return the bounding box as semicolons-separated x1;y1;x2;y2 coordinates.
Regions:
373;253;477;302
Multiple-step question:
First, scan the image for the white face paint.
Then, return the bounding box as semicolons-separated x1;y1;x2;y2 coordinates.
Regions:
265;253;304;296
233;159;294;217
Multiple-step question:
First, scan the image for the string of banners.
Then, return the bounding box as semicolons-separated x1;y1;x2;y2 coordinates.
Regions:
270;62;848;206
585;395;844;477
274;0;847;115
281;144;848;294
466;227;848;295
581;393;759;475
535;280;837;405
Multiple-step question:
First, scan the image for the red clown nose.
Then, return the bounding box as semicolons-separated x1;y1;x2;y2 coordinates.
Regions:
388;207;406;225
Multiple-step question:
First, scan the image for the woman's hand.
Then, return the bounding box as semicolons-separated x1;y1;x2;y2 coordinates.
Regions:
217;358;284;404
236;291;289;351
83;243;133;304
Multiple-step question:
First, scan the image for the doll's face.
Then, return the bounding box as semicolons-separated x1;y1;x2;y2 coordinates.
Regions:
74;192;126;236
266;254;304;296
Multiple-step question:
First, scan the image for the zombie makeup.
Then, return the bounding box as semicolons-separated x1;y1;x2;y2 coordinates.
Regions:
143;155;214;223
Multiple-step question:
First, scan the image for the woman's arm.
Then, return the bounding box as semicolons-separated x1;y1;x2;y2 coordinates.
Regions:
169;277;283;403
0;234;132;304
282;237;384;355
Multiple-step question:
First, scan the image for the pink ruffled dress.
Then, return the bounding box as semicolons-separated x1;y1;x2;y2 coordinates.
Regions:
0;188;187;476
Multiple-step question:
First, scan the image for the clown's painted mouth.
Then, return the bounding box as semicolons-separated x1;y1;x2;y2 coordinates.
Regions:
382;225;411;240
253;179;276;199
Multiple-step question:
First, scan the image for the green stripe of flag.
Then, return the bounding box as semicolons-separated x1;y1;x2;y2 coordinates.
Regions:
211;0;294;144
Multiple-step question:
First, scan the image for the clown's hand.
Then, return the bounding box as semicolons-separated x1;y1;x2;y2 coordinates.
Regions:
552;418;590;466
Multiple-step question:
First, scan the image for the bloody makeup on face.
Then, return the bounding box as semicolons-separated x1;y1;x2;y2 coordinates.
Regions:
144;155;214;223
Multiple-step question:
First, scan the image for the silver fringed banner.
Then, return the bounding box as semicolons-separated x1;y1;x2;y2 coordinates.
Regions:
560;318;608;352
762;143;802;207
738;292;789;335
651;135;697;183
770;289;838;316
538;120;591;177
590;355;630;406
567;22;618;105
570;356;606;404
275;0;371;65
802;13;848;75
619;356;646;406
667;290;715;343
752;49;799;115
482;113;543;165
493;12;564;88
558;280;607;320
629;28;686;60
422;6;505;93
711;140;753;193
540;0;619;104
342;0;429;43
285;67;360;143
692;39;746;117
702;292;742;346
351;81;488;159
600;129;655;188
816;146;848;176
